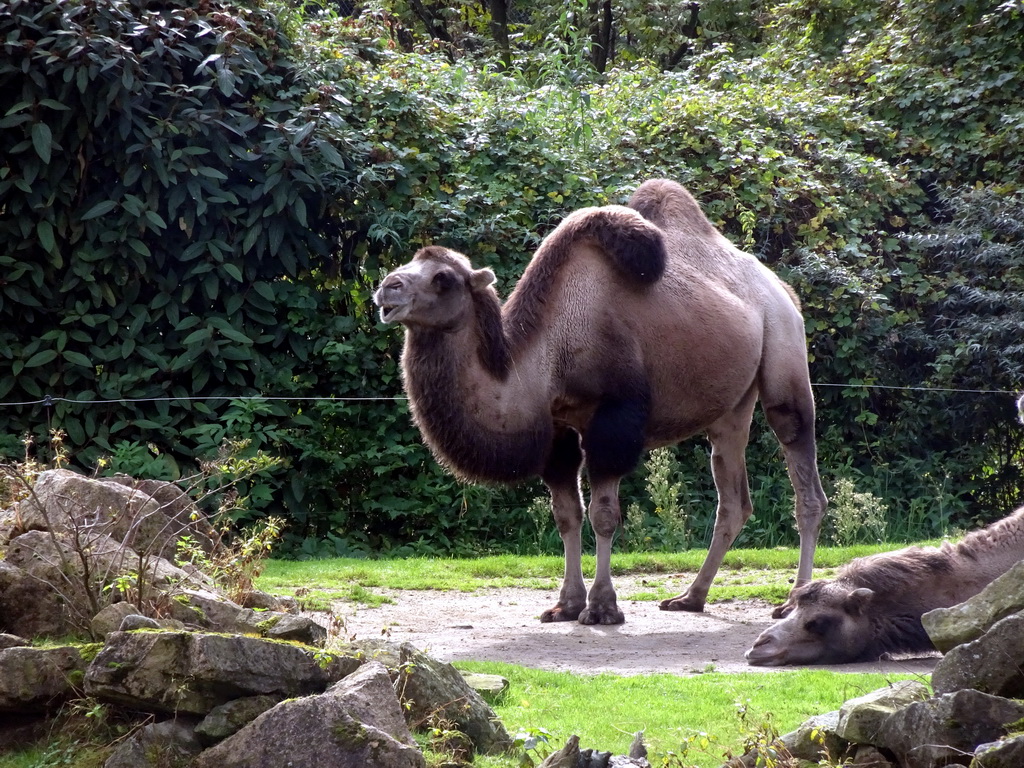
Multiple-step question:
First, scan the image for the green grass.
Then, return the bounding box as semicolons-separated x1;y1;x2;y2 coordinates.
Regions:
256;542;913;607
455;662;927;768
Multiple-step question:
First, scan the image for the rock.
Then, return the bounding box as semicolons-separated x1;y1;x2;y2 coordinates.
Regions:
249;612;327;646
0;633;29;649
460;671;510;704
923;560;1024;652
84;630;360;715
0;645;87;713
931;611;1024;697
240;589;292;611
120;614;161;631
15;469;202;560
835;680;930;744
92;603;141;639
779;710;849;763
105;474;217;555
103;717;203;768
164;589;325;644
876;689;1024;768
0;556;66;637
972;734;1024;767
195;695;280;745
4;530;200;638
849;744;896;766
376;640;511;755
191;661;426;768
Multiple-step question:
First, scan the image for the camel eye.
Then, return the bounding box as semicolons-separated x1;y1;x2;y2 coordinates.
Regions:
804;616;835;636
431;270;457;292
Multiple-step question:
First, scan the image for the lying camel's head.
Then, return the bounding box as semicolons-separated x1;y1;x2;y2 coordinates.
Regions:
374;246;497;330
745;580;876;666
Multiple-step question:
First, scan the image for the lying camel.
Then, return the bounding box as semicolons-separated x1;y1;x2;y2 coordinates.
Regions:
374;179;827;625
745;505;1024;666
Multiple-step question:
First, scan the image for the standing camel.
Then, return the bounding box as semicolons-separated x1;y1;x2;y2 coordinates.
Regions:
373;179;827;625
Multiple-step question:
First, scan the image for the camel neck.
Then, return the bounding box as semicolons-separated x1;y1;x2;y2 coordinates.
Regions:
401;325;553;484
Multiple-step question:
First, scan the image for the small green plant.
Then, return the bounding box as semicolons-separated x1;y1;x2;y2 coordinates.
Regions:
511;725;554;767
823;478;888;546
176;514;285;606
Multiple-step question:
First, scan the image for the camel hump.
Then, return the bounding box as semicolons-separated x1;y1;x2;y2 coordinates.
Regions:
628;179;719;239
557;204;667;285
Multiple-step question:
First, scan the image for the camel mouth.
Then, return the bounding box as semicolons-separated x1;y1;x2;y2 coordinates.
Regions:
378;302;409;324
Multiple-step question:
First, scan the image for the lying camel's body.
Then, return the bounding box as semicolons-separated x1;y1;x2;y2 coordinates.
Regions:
745;505;1024;666
374;179;827;624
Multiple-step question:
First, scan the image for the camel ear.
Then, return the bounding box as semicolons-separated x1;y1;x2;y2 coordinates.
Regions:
844;587;875;616
469;267;496;291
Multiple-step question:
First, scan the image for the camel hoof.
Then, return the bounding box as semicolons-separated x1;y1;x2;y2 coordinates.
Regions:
578;606;625;625
540;604;582;623
659;596;705;613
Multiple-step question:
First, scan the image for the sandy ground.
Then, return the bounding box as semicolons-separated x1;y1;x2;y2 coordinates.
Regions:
333;576;939;677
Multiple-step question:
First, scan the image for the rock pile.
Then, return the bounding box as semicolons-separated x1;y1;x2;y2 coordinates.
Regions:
0;469;513;766
728;560;1024;767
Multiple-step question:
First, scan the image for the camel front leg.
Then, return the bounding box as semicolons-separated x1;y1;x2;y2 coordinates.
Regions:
579;478;625;625
661;402;754;613
540;429;587;622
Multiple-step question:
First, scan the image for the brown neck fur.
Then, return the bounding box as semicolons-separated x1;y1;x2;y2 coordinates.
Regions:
402;314;552;485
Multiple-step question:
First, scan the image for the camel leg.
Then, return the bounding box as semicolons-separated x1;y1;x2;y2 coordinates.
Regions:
578;395;648;625
762;388;827;618
540;429;588;623
661;395;756;613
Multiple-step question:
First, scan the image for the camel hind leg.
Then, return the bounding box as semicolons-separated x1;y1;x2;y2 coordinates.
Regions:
661;389;757;613
761;376;828;618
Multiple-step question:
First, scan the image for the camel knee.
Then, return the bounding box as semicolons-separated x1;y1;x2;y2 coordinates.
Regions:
588;497;621;539
764;400;814;448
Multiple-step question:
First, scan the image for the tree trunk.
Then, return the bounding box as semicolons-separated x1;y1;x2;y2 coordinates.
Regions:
489;0;511;71
591;0;614;73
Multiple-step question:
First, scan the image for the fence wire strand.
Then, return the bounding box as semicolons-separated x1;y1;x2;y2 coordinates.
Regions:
0;382;1019;409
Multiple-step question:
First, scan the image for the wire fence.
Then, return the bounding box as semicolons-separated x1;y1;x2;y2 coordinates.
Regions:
0;382;1019;410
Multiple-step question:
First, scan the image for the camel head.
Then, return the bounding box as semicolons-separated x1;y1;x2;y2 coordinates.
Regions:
374;246;497;330
745;580;875;666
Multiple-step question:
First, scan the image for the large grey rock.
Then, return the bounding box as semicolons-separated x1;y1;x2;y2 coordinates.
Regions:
778;710;849;763
0;556;66;637
191;661;426;768
105;474;216;555
931;611;1024;697
923;560;1024;652
973;734;1024;768
876;689;1024;768
103;717;203;768
350;639;511;755
4;529;205;638
84;630;360;714
835;680;930;745
163;588;325;645
195;695;281;745
0;645;87;713
15;469;203;560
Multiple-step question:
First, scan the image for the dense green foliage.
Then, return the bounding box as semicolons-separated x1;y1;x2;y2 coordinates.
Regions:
1;0;1022;556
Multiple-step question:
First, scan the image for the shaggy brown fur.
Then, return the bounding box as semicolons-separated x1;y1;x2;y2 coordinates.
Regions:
374;179;827;626
746;506;1024;665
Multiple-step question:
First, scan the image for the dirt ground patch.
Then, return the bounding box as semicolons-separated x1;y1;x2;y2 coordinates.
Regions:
335;575;939;677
